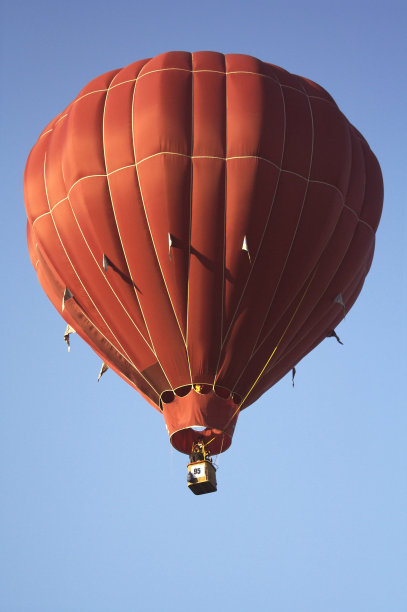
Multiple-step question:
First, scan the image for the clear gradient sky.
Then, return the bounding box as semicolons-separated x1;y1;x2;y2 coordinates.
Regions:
1;1;406;611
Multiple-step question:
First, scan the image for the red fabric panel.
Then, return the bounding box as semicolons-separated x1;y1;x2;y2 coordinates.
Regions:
226;68;284;163
68;177;150;342
29;222;161;409
187;158;225;380
73;69;119;99
235;223;375;404
192;67;226;157
106;167;191;388
359;141;384;230
223;158;281;337
133;66;192;161
24;135;50;224
282;86;313;176
309;97;352;194
218;170;309;387
137;154;190;339
61;89;108;187
103;78;136;174
244;260;372;407
112;60;150;87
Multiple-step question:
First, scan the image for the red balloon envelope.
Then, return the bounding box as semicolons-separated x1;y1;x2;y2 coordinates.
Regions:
24;51;383;455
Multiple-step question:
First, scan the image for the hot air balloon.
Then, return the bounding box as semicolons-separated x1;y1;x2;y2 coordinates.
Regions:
24;51;383;494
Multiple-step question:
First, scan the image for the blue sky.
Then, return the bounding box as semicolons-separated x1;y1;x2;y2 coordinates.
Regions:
1;1;406;611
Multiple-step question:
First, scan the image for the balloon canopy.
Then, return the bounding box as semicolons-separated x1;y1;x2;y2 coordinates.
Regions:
24;51;383;455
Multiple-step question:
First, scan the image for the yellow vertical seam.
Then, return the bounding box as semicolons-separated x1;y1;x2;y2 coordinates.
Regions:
260;251;371;380
131;61;193;380
229;76;315;394
184;53;195;384
64;195;160;357
216;86;286;355
239;266;319;409
42;152;141;371
212;59;228;389
249;118;358;364
213;69;287;388
101;70;172;388
221;266;319;430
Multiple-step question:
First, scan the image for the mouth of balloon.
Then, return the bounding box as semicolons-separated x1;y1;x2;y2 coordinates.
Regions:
171;426;232;455
161;388;239;455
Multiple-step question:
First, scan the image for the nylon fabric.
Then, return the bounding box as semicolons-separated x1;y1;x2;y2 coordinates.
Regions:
24;51;383;454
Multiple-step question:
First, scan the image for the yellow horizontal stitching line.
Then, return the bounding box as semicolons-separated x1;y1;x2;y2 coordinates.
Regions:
112;69;337;97
30;167;136;226
109;77;140;90
357;218;375;231
281;171;343;202
307;94;338;105
55;113;68;127
159;383;238;398
31;173;106;225
135;152;348;204
309;177;344;198
36;69;264;135
37;75;330;141
38;128;54;139
38;114;69;139
107;163;136;176
36;70;336;142
29;161;374;234
136;67;281;84
135;150;282;170
68;173;106;191
39;66;296;117
70;87;110;104
135;154;367;224
280;83;338;104
31;197;68;227
136;151;215;165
